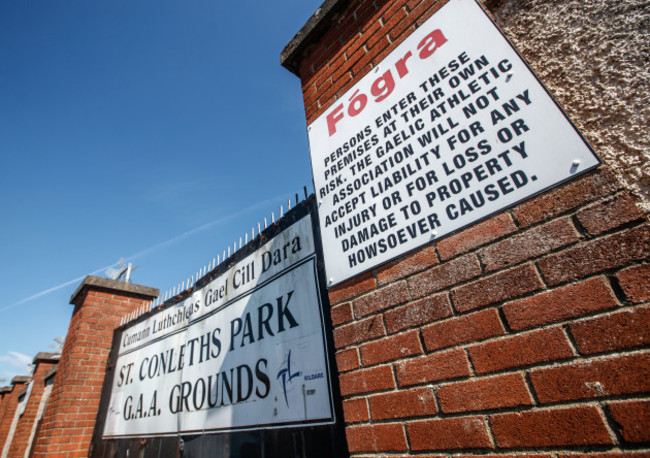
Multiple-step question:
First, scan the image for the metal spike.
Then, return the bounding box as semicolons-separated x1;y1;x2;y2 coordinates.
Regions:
228;246;231;257
239;237;242;249
223;249;226;260
272;212;275;223
251;227;255;240
295;192;299;205
217;254;221;264
191;275;194;286
257;222;261;235
304;186;308;199
288;198;291;210
280;205;284;218
264;217;267;228
181;281;185;291
233;241;236;253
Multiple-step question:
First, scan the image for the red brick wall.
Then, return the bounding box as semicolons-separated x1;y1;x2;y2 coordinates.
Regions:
0;380;28;453
31;278;157;458
7;359;57;457
0;391;7;440
291;0;650;455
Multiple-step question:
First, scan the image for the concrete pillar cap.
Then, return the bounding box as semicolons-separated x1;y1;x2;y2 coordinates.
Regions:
70;275;158;305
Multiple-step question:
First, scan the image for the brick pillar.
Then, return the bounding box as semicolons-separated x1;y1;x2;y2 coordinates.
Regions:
0;387;10;434
31;276;158;458
282;0;650;455
7;353;59;457
0;376;29;455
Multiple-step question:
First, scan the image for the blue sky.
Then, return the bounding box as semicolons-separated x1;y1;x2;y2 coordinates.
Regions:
0;0;323;383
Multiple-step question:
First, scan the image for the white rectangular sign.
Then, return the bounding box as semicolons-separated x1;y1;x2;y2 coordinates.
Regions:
103;215;335;438
307;0;599;285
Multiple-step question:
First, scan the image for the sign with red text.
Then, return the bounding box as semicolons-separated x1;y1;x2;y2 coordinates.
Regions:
102;215;336;438
307;0;599;285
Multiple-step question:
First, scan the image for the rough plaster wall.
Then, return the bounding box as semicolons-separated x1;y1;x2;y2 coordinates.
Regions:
490;0;650;211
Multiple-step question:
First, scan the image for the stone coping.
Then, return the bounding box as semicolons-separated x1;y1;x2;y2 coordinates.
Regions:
70;275;159;305
281;0;347;75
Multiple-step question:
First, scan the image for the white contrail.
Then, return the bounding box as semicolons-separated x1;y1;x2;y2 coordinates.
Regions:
1;194;288;312
0;268;109;312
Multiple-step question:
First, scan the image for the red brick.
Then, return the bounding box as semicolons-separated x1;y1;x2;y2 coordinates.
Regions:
452;264;543;312
334;315;386;348
457;455;552;458
329;272;377;305
353;281;410;317
437;212;517;261
503;276;619;330
408;416;492;451
339;365;395;396
318;71;354;105
361;330;423;366
408;254;482;299
558;454;650;458
346;423;407;453
342;397;369;423
607;400;650;443
538;224;650;286
577;192;645;235
512;167;621;227
469;327;574;374
396;348;470;386
530;352;650;403
369;386;437;420
376;245;438;285
305;100;320;121
389;12;416;43
359;13;384;51
570;306;650;354
336;348;360;372
409;0;447;26
384;293;453;334
491;406;613;447
480;217;580;272
616;263;650;303
381;4;408;39
330;302;353;326
438;373;533;413
422;308;506;351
